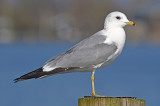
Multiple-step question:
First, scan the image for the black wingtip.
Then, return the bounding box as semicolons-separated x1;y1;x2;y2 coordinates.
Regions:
13;67;43;83
13;78;23;83
13;78;18;83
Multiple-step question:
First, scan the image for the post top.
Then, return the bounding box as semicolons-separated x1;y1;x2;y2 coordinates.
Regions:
84;96;137;99
78;96;145;106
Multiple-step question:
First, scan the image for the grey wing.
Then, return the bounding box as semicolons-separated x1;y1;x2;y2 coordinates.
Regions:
56;43;117;68
43;35;118;71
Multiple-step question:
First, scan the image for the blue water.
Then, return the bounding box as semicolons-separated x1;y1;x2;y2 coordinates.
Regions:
0;43;159;106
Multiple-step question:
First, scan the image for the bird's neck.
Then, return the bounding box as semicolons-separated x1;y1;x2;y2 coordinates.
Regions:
104;26;126;52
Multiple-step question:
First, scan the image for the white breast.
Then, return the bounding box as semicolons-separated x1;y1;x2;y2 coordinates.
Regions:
104;27;126;52
97;28;126;69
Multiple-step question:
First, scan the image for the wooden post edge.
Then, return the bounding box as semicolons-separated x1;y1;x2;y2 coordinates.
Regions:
78;97;145;106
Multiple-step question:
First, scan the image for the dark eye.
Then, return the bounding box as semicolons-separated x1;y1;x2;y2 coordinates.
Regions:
116;16;121;20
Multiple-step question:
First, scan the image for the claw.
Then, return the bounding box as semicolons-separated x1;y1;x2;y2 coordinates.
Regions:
91;92;107;97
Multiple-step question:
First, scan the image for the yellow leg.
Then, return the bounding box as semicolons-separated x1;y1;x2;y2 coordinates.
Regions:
91;71;107;97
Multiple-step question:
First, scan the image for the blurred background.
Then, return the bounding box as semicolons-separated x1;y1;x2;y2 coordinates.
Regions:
0;0;159;106
0;0;160;43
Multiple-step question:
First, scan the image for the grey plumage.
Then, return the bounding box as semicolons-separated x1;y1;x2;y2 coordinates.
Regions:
43;32;117;70
14;32;118;82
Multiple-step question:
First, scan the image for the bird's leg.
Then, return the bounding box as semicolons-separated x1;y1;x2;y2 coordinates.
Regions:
91;71;107;97
91;71;96;96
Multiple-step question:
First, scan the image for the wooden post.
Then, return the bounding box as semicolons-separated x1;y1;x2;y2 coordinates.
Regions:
78;96;145;106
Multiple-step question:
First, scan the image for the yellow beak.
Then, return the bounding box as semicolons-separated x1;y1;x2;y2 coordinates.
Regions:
125;21;136;26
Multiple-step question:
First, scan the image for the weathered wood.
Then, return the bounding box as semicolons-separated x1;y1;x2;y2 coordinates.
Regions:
78;97;145;106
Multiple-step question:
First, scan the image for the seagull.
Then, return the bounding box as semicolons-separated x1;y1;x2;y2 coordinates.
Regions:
14;11;135;97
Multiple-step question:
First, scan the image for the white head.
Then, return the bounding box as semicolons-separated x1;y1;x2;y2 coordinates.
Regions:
104;11;135;29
